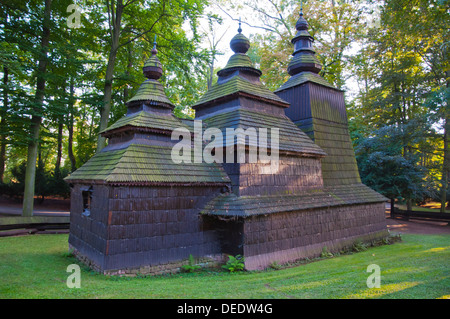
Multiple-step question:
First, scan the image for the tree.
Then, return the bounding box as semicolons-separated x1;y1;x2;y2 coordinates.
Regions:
350;0;449;210
355;124;428;211
22;0;53;217
217;0;367;91
95;0;210;151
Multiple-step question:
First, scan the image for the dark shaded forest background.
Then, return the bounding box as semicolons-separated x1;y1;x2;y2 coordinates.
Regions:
0;0;448;214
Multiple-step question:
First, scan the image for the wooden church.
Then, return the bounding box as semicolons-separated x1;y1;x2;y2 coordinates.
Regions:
65;12;388;274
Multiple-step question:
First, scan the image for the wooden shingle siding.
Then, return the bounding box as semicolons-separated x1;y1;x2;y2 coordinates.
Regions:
103;185;223;270
241;202;388;270
276;81;361;186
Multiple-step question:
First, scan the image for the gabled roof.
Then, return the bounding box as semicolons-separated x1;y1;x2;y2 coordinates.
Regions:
201;184;387;217
65;144;230;185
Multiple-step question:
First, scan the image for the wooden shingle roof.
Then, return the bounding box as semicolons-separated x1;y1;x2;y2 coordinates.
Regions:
192;76;289;108
275;71;336;92
201;108;326;157
126;79;175;108
100;110;189;136
201;184;387;217
65;144;230;185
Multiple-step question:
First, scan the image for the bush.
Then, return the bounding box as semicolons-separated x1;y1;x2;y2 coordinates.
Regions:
181;254;201;273
3;162;70;201
222;255;245;272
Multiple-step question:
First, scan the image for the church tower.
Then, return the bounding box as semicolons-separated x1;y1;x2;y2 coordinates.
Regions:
275;9;361;186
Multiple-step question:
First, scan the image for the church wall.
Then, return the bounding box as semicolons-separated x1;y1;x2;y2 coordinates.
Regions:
241;202;388;270
237;154;323;196
69;184;225;273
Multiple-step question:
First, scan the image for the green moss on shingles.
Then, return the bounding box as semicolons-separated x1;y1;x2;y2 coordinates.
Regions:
193;76;287;108
65;144;230;184
101;111;189;135
201;184;387;217
126;79;174;107
223;53;254;69
202;108;326;157
275;71;336;92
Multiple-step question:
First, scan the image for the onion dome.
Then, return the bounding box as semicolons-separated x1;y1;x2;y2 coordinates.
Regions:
217;20;261;77
230;19;250;54
143;40;163;80
193;20;288;110
287;9;322;76
126;38;174;109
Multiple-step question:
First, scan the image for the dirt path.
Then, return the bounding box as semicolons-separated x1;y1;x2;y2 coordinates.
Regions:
0;196;69;217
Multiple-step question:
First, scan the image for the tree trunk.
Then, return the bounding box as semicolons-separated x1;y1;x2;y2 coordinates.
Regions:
440;99;449;212
67;77;76;172
0;66;8;183
406;198;413;211
97;0;124;152
22;0;52;217
54;121;63;178
390;198;395;218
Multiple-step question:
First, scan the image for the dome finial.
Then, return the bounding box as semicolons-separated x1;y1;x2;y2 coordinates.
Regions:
230;18;250;54
300;0;303;16
144;35;163;80
151;35;158;55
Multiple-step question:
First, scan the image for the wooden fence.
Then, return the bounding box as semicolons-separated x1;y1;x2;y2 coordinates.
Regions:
391;207;450;224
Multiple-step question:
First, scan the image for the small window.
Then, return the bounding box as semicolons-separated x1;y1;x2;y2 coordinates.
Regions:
81;186;93;217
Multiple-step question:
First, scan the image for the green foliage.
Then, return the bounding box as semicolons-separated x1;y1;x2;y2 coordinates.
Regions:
320;246;333;258
181;254;202;273
2;161;70;200
352;240;368;253
268;261;283;270
221;254;245;272
355;123;429;203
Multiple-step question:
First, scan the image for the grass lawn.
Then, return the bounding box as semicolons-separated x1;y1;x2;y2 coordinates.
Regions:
0;233;449;299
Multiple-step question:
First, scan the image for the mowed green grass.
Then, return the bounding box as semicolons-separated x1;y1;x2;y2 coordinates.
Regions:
0;233;448;299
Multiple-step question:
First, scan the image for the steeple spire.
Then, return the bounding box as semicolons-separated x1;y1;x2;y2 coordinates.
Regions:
287;6;322;76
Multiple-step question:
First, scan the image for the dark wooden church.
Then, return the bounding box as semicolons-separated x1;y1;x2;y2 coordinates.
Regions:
65;12;388;274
